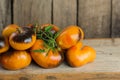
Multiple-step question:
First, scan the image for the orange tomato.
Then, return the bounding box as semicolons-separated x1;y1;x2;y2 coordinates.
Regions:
9;27;36;50
41;24;59;32
66;42;96;67
56;25;84;49
0;36;9;54
2;24;19;37
0;50;31;70
31;39;63;68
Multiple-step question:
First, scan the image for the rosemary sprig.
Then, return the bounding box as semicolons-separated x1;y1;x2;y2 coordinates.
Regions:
32;49;45;53
33;25;60;53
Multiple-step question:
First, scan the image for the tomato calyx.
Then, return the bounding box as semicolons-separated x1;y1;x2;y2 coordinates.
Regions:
13;27;35;43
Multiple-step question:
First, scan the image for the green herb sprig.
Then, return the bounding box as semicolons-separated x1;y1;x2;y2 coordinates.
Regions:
34;24;61;53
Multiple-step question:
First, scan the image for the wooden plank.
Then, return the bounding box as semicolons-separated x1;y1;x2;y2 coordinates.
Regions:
14;0;52;26
78;0;111;38
53;0;77;29
112;0;120;37
0;0;11;33
0;38;120;80
0;73;120;80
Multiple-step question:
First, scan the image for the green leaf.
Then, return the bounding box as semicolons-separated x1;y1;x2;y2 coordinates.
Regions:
47;31;53;37
54;31;61;39
32;49;45;53
45;26;53;32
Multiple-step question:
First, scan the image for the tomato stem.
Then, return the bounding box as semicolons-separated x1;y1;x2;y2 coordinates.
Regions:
17;28;23;33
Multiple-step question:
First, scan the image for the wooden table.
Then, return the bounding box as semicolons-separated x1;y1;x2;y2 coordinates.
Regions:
0;38;120;80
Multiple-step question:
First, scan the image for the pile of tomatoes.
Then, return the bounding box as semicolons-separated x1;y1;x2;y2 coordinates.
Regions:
0;24;96;70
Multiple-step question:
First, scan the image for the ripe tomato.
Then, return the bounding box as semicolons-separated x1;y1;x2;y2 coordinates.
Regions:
0;36;9;54
41;24;59;32
0;50;31;70
9;27;36;50
2;24;19;37
66;42;96;67
31;39;63;68
56;25;84;49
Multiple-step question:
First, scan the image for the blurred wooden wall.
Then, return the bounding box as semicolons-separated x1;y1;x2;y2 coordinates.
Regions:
0;0;120;38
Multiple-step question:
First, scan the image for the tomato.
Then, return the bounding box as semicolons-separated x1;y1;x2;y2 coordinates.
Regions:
31;39;63;68
0;36;9;54
56;26;84;49
31;24;63;68
41;24;59;32
2;24;19;37
9;27;36;50
0;50;31;70
66;42;96;67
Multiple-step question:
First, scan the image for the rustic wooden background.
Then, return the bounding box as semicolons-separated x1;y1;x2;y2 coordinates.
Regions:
0;0;120;38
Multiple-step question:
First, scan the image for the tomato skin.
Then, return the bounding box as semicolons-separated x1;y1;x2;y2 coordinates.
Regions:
0;37;9;54
41;24;59;32
9;27;36;50
2;24;19;37
31;39;63;68
56;26;84;49
66;42;96;67
9;33;36;50
0;50;31;70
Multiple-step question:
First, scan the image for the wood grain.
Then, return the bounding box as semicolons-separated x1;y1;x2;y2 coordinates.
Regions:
112;0;120;37
78;0;111;38
0;73;120;80
53;0;77;29
0;0;11;33
13;0;52;26
0;38;120;80
0;0;120;38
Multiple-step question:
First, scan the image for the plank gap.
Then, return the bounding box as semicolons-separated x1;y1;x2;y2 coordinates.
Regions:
11;0;14;24
76;0;79;26
112;0;120;37
51;0;53;24
110;0;113;38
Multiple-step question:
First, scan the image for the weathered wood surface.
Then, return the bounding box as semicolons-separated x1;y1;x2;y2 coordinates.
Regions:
53;0;77;29
0;38;120;80
112;0;120;37
78;0;111;38
0;0;11;33
13;0;52;26
0;0;120;38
